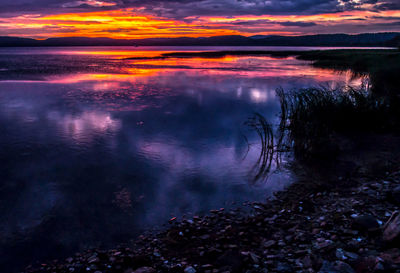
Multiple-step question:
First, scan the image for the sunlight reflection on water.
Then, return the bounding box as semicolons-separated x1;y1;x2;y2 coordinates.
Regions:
0;46;370;272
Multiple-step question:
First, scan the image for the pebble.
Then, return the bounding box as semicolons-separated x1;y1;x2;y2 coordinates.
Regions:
25;169;400;273
184;266;196;273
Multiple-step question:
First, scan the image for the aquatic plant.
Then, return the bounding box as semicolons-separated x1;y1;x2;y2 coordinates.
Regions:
245;113;275;183
244;110;292;183
277;86;400;161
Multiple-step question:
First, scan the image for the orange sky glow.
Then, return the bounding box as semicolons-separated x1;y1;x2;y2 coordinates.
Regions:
0;8;399;39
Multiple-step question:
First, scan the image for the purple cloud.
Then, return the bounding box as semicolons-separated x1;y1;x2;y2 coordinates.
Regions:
0;0;399;18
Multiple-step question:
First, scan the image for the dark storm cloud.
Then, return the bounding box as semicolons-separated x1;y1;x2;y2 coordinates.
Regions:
231;19;317;27
371;16;400;20
118;0;341;18
278;21;317;27
374;0;400;11
0;0;116;16
0;0;399;18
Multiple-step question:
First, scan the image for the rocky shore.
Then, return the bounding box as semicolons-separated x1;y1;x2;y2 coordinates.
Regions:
25;169;400;273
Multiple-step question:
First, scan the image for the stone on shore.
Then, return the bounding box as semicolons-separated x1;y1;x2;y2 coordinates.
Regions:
383;212;400;242
352;215;380;232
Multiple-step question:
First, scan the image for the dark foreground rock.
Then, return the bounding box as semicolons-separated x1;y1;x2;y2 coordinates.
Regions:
25;170;400;273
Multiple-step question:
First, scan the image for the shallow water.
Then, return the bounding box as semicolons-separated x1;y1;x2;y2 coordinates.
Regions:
0;46;370;271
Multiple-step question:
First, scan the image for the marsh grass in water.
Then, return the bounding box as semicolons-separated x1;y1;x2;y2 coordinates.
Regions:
244;112;291;184
277;86;400;161
247;82;400;181
295;49;400;96
243;48;400;179
245;114;275;183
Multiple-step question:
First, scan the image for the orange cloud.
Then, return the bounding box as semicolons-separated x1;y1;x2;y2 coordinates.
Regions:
0;9;241;38
0;8;399;38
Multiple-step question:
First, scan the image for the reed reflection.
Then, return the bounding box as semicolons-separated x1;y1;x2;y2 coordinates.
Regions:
0;47;370;272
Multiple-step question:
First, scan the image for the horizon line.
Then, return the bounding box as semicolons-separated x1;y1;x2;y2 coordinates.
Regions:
2;31;400;41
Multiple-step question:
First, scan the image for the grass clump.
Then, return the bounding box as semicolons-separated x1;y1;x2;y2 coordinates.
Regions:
295;50;400;96
277;86;400;160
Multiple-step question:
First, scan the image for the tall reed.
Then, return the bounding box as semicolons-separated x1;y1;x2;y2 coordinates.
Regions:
277;86;400;160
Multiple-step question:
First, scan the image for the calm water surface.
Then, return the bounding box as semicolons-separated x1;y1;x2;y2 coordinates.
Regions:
0;46;369;271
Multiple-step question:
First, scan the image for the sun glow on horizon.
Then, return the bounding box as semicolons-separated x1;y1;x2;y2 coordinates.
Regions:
0;8;399;39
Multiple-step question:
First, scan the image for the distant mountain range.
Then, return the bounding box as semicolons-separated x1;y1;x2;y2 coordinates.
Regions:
0;33;399;47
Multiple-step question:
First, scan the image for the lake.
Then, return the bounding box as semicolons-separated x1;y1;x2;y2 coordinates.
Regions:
0;46;370;272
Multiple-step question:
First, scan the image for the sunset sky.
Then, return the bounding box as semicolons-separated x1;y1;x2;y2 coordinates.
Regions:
0;0;399;39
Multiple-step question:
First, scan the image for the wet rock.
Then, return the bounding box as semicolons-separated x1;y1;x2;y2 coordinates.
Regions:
355;256;379;272
387;185;400;204
215;250;243;272
319;260;354;273
345;251;360;262
301;255;313;268
263;240;276;248
200;234;210;240
336;248;360;262
88;255;99;264
352;215;380;232
184;266;196;273
133;267;155;273
275;262;293;272
383;212;400;242
314;239;334;250
374;261;385;271
249;252;259;264
336;248;346;260
379;248;400;264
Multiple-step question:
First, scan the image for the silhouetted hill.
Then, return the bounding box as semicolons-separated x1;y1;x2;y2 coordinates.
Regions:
249;33;399;46
0;36;40;46
386;35;400;48
0;33;399;47
43;37;119;46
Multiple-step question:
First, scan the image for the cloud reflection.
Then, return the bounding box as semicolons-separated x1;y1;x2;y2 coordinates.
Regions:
0;49;370;272
47;111;121;143
250;88;270;103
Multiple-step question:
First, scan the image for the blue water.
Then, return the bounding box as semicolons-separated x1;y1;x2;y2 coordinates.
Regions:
0;46;370;272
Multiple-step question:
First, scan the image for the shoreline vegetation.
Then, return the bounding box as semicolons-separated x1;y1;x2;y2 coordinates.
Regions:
27;49;400;273
126;49;400;95
126;49;399;77
126;49;399;74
